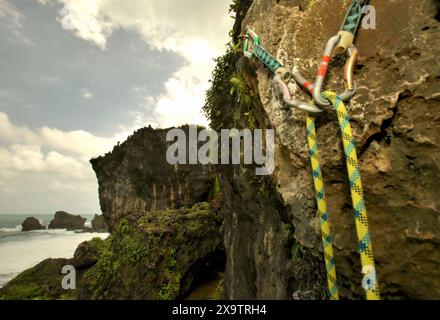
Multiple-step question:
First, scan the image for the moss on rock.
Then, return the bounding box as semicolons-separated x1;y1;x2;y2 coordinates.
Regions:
78;202;223;300
0;258;74;300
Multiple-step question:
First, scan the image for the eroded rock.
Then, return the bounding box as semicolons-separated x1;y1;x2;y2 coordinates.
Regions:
90;126;215;231
21;217;45;232
48;211;86;231
235;0;440;299
91;214;108;233
78;203;223;300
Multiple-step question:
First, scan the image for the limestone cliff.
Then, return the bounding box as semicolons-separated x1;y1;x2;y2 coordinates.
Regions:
90;126;215;231
212;0;439;299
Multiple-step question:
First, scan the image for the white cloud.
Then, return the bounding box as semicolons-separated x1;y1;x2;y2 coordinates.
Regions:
0;144;92;180
0;0;35;45
51;0;233;128
0;112;120;160
57;0;111;49
0;112;39;144
0;1;234;214
0;112;118;185
0;112;121;213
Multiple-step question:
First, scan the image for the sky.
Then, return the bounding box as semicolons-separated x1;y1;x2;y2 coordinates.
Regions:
0;0;233;215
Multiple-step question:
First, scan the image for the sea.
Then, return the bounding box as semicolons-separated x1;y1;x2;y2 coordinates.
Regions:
0;214;109;288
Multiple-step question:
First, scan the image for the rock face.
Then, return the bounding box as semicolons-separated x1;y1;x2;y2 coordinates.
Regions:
90;126;215;231
73;238;106;269
78;203;223;300
48;211;86;230
91;215;108;233
216;0;439;299
21;217;45;231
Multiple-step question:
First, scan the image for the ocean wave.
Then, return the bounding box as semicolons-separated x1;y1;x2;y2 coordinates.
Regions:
0;227;102;236
0;225;22;233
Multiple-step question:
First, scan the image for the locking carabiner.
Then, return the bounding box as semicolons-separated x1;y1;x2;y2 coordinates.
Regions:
312;35;359;107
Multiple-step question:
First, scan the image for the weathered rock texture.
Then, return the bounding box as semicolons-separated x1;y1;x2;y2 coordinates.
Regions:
73;238;106;269
78;203;223;300
21;217;45;232
87;126;224;299
91;214;109;233
233;0;440;299
48;211;86;231
91;126;215;231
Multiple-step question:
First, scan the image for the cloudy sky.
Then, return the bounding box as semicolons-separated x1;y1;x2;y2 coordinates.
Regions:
0;0;233;214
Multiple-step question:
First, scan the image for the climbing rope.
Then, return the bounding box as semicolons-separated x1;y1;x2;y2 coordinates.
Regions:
306;115;339;300
306;92;380;300
321;91;380;300
241;0;379;300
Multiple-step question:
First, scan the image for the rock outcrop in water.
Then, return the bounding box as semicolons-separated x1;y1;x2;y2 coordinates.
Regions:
48;211;86;231
21;217;45;232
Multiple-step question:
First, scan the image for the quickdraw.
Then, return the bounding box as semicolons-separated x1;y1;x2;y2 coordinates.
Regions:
241;0;380;300
242;26;322;113
335;0;369;54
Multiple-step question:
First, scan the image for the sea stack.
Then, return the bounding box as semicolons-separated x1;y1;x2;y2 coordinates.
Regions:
21;217;45;232
48;211;86;231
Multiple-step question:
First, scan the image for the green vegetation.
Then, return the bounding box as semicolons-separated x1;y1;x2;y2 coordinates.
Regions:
156;247;181;300
131;168;148;197
87;237;106;252
209;175;221;200
0;258;74;300
79;202;222;300
80;219;149;299
308;0;318;9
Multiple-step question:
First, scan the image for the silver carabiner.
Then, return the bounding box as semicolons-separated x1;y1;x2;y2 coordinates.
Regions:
273;74;322;113
312;36;359;108
312;35;340;107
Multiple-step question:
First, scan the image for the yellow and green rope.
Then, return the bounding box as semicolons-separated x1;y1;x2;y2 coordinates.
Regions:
307;91;380;300
306;115;339;300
